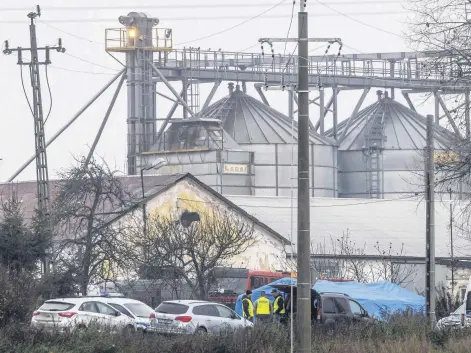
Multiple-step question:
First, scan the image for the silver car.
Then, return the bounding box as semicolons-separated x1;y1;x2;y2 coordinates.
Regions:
151;300;253;334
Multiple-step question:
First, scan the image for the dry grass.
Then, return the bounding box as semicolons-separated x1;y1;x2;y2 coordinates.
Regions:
2;320;471;353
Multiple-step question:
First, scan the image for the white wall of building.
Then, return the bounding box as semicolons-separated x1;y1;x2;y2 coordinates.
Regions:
142;178;287;272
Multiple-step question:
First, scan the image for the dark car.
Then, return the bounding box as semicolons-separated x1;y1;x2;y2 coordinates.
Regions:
271;285;375;334
315;292;375;333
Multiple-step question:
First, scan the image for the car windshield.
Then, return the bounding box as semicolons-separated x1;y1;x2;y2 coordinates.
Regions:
40;301;75;311
155;302;189;315
124;303;154;318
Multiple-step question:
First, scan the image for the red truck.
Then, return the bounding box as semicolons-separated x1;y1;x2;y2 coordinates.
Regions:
208;267;293;308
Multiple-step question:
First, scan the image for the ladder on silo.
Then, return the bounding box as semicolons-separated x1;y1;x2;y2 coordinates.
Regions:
187;48;200;115
364;106;386;199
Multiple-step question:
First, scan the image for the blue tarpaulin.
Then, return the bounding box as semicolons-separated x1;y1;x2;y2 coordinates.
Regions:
235;278;425;320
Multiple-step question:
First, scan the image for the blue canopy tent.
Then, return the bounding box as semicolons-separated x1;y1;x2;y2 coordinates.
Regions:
235;278;425;320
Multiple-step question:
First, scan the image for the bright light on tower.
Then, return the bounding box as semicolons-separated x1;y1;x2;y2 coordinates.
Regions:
128;28;136;38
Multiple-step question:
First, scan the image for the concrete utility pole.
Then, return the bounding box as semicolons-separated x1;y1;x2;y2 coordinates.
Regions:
425;114;436;327
3;5;65;278
259;3;341;351
296;2;311;352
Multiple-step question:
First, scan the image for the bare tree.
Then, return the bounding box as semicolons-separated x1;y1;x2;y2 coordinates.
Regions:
406;0;471;189
370;242;418;286
51;157;137;295
278;230;417;286
145;206;256;300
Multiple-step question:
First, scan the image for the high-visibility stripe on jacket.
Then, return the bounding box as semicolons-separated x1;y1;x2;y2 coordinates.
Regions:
255;296;271;315
274;296;285;314
242;298;254;318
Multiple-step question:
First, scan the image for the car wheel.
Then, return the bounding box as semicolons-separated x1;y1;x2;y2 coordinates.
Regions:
76;325;87;336
195;327;207;335
122;325;135;336
325;323;335;337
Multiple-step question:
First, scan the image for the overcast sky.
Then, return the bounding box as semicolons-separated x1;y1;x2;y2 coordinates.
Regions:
0;0;432;182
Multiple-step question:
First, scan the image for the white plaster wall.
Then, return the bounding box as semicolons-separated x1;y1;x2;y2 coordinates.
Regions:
141;178;287;272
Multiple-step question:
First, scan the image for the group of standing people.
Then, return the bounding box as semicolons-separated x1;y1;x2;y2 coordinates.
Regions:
241;289;287;325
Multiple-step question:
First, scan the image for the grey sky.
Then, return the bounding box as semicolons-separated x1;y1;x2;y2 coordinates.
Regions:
0;0;431;182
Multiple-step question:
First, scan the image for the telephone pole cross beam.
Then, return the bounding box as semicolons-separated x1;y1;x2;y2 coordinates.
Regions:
3;5;65;278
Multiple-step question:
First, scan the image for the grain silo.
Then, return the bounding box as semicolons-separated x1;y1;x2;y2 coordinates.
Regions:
140;117;255;195
326;90;461;199
200;84;338;197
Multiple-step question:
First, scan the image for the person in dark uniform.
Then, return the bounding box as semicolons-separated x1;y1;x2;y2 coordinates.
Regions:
242;290;254;322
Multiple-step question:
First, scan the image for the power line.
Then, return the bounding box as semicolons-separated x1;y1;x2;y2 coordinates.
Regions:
0;11;410;24
38;20;105;45
177;194;420;209
314;0;404;38
19;66;34;116
284;1;297;57
64;52;120;72
49;65;117;75
44;64;53;124
174;0;289;46
0;1;405;12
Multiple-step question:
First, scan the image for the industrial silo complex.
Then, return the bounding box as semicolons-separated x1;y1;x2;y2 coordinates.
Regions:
141;84;338;197
199;84;338;197
326;90;462;199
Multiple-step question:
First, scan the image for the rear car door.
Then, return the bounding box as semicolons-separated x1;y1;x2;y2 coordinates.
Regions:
79;302;105;328
215;305;241;330
333;297;354;326
320;297;338;324
192;304;221;333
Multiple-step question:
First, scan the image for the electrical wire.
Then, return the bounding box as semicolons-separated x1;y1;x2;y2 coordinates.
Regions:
64;52;120;72
314;0;403;38
38;20;105;45
177;194;420;208
19;65;34;117
284;1;296;57
44;64;53;124
0;10;409;24
174;0;289;46
49;65;117;75
0;1;405;12
238;43;261;53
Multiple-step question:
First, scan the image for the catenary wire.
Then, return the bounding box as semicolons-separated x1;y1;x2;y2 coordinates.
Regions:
174;0;289;46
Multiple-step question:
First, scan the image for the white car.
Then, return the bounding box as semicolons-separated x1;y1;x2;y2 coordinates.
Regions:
151;300;253;335
93;296;157;332
437;303;471;329
31;297;136;333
